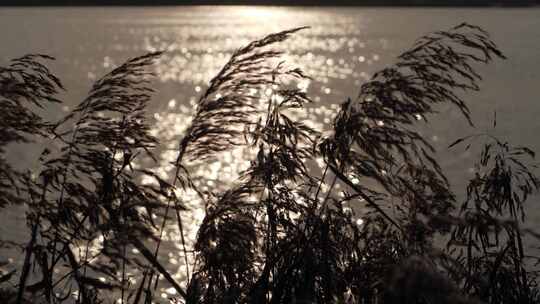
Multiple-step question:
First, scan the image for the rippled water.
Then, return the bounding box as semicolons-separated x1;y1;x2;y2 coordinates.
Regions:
1;6;540;302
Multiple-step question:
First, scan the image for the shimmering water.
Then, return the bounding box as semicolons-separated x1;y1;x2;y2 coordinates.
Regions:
1;6;540;302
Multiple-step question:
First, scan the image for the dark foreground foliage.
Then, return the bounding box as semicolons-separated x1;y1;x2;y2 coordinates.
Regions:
1;23;539;304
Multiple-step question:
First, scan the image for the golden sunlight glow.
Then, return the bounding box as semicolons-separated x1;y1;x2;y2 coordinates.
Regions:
235;6;280;19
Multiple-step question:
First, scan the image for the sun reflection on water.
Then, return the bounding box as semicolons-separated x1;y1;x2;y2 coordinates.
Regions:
0;6;395;303
127;8;388;298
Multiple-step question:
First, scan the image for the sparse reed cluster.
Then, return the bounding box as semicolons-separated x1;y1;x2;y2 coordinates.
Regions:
0;23;538;304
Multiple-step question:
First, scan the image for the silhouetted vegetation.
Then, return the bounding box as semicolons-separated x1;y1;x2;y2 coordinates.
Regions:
1;23;539;304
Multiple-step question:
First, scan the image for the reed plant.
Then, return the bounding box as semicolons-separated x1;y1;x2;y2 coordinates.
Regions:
0;23;538;304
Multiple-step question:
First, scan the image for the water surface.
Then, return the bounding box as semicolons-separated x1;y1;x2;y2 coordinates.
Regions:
1;6;540;301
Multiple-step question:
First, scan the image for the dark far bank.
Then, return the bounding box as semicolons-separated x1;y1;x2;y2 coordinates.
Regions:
2;0;540;6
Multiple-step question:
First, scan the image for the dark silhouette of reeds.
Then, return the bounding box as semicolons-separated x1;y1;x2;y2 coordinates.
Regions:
0;23;539;304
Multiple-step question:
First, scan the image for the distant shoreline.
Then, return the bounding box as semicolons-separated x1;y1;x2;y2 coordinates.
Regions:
1;1;539;8
1;5;539;8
